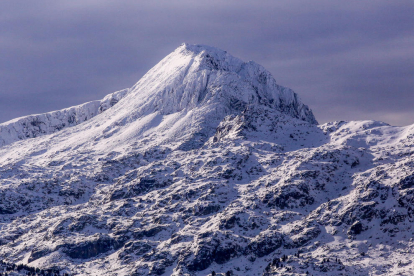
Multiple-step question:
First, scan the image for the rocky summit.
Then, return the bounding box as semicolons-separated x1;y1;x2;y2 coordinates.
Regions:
0;44;413;276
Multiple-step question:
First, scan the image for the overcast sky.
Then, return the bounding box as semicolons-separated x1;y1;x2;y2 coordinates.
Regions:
1;1;413;126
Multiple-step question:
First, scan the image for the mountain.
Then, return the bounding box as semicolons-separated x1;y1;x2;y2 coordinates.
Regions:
0;44;413;276
0;43;316;150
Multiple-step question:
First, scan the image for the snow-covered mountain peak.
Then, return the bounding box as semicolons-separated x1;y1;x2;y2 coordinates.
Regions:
88;43;317;152
174;43;245;71
0;44;317;151
124;43;317;123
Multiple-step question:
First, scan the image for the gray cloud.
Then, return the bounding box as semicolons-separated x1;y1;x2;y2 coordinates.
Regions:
1;0;413;125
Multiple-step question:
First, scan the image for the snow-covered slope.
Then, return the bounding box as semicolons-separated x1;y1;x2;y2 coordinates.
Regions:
0;44;413;276
0;88;128;147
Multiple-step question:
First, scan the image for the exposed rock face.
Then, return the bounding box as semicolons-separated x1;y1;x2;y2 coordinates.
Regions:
63;234;127;259
0;44;413;275
347;221;363;236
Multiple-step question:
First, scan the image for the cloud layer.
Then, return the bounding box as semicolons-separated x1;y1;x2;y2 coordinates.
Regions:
1;1;413;125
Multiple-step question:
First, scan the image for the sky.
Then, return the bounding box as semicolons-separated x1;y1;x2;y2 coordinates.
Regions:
1;1;413;126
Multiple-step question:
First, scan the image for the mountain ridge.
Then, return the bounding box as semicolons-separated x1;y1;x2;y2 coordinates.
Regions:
0;88;129;148
0;43;316;150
